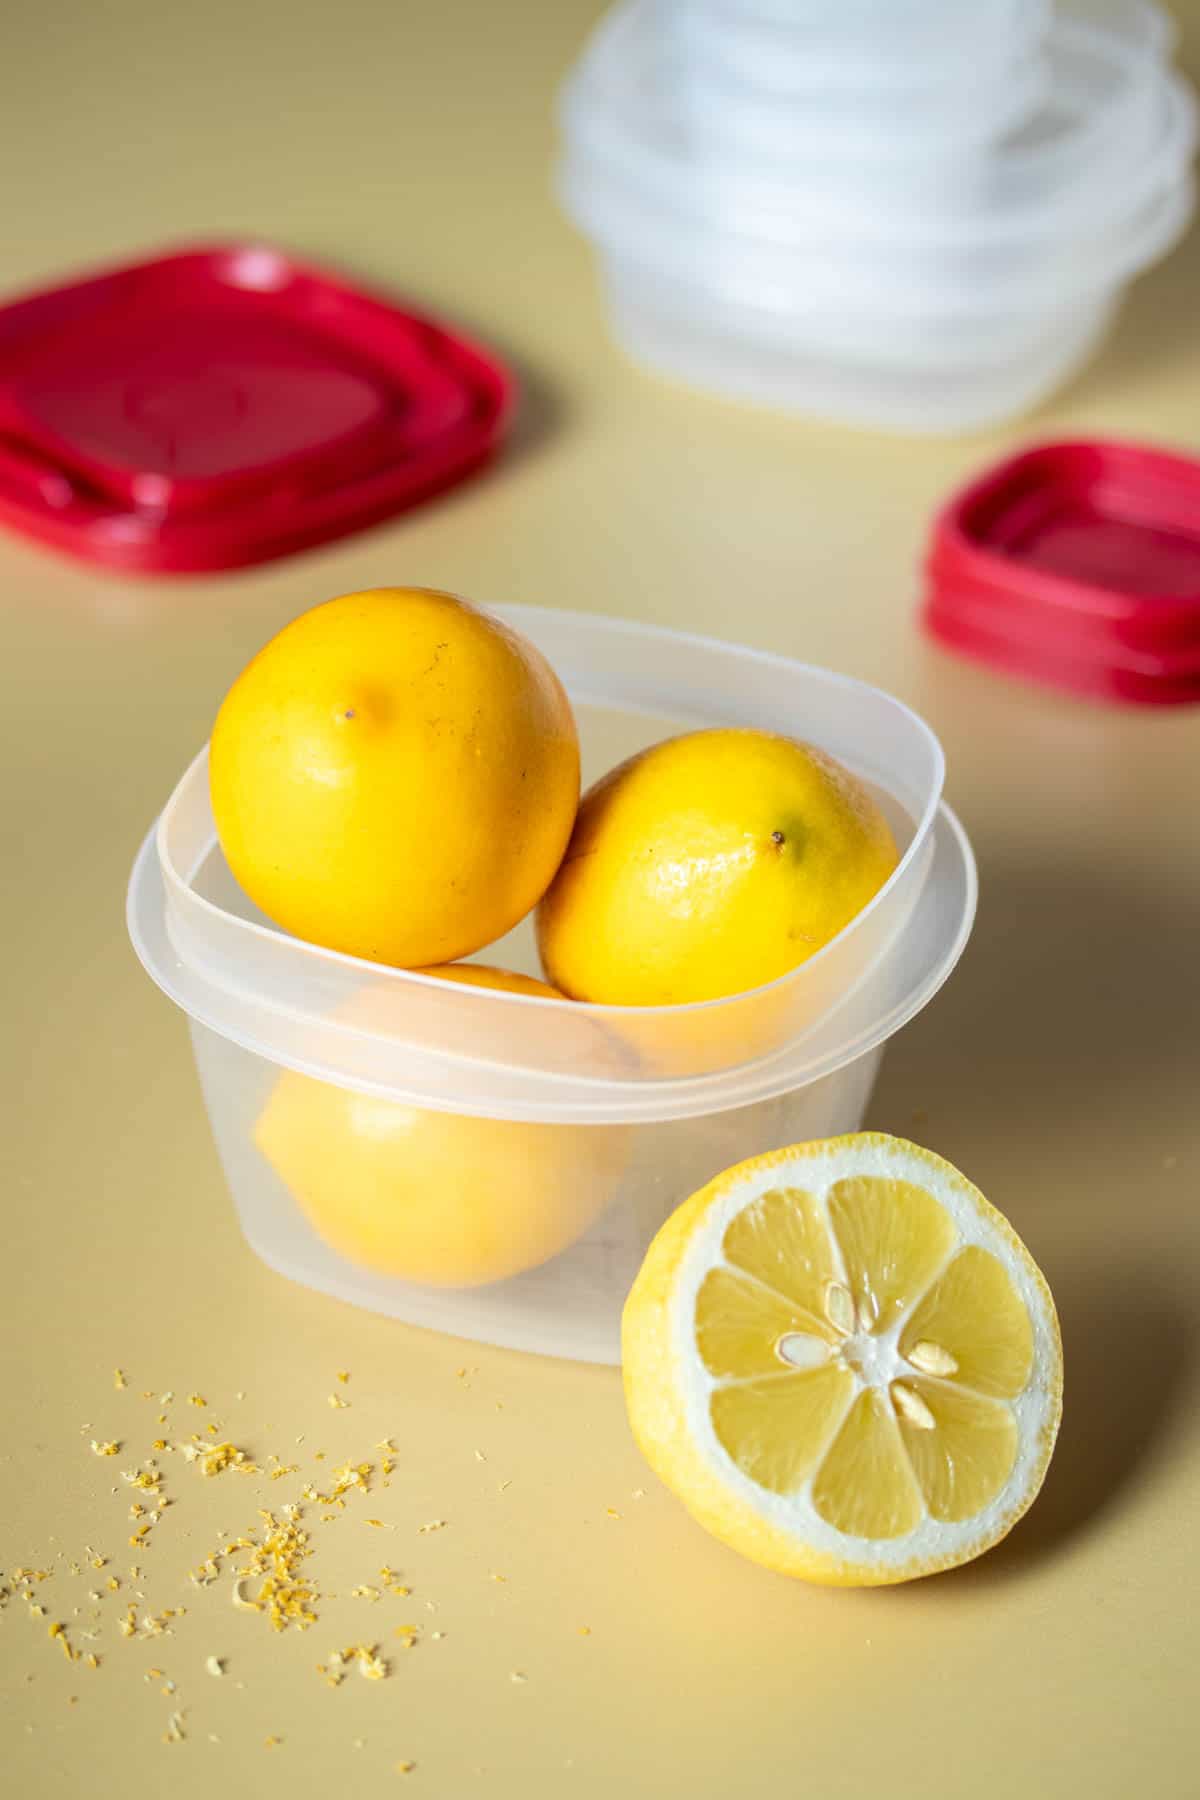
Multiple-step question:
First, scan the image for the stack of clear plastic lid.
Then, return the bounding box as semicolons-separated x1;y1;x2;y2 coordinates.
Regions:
558;0;1197;433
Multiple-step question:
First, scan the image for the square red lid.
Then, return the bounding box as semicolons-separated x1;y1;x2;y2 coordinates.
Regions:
0;244;513;573
924;439;1200;706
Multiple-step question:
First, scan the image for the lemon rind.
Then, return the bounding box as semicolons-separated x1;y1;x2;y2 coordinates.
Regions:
622;1134;1063;1586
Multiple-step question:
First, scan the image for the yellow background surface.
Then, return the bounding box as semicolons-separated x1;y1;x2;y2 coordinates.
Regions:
2;2;1199;1794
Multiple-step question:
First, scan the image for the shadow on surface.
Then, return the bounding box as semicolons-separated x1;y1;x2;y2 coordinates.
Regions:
1042;217;1200;419
943;1256;1197;1588
872;847;1200;1577
499;348;567;469
873;849;1200;1145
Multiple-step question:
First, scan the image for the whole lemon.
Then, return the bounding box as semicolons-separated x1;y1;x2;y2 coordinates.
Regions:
210;588;579;967
417;961;561;999
537;728;899;1006
254;967;627;1288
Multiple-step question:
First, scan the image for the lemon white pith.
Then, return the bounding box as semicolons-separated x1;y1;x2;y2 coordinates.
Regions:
622;1135;1062;1585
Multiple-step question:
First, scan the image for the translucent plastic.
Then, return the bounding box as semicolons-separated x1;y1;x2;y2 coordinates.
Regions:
676;21;1153;187
561;126;1194;315
189;1023;888;1364
673;32;1050;149
146;609;944;1104
600;252;1124;367
600;266;1117;434
563;4;1194;245
127;610;975;1361
671;0;1054;91
683;22;1176;227
558;0;1195;429
132;816;975;1361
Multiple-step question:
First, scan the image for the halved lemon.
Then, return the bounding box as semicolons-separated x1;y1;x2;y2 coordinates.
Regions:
622;1134;1062;1585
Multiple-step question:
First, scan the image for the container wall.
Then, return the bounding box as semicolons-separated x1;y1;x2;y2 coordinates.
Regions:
189;1020;885;1364
158;620;942;1093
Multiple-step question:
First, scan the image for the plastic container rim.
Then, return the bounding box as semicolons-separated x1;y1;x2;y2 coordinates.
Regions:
128;802;976;1123
154;607;944;1023
564;2;1194;246
127;606;958;1122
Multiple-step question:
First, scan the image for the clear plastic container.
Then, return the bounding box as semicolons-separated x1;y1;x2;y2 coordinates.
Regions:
670;0;1054;92
560;110;1193;313
599;262;1118;433
575;164;1189;428
679;74;1049;164
558;0;1194;429
564;3;1191;239
599;249;1125;367
675;25;1135;177
127;608;975;1363
671;25;1051;151
678;13;1171;215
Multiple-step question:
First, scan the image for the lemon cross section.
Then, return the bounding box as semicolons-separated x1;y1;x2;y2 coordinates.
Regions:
622;1135;1062;1585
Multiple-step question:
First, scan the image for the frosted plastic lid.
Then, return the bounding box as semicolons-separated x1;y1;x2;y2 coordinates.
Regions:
0;244;512;573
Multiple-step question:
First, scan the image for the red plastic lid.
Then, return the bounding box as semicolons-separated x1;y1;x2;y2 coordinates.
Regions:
924;439;1200;706
0;244;513;573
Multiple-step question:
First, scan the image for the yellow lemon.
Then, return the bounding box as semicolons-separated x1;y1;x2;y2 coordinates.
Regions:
417;961;562;999
210;588;579;968
622;1135;1063;1585
254;967;627;1288
537;728;898;1006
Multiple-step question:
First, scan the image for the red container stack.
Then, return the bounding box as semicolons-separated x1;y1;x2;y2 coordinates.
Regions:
924;438;1200;705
